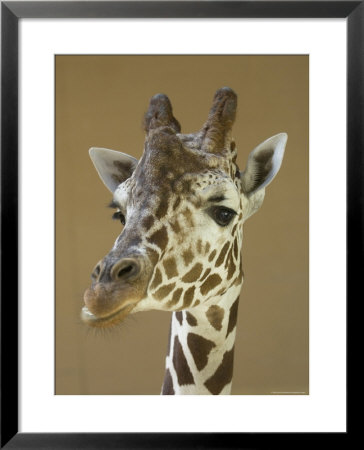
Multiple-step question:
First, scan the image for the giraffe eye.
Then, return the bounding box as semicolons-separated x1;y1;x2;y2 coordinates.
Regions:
208;206;237;227
112;211;126;225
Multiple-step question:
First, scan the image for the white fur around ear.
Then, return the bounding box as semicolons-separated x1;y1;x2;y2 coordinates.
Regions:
89;147;138;193
241;133;287;195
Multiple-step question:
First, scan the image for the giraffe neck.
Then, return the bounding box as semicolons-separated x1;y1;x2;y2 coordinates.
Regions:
161;282;241;395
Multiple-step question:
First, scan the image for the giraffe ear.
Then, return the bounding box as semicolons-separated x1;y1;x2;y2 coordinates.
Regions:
240;133;287;195
89;147;138;193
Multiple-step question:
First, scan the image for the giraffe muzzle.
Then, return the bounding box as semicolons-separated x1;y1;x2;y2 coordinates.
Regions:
82;255;150;327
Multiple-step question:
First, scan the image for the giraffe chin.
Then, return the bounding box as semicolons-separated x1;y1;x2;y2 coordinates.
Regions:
81;303;135;328
82;283;142;328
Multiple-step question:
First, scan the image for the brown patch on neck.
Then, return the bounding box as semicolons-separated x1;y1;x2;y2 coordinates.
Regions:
226;296;239;337
182;263;203;283
204;347;235;395
175;311;183;325
162;368;175;395
185;311;197;327
173;335;195;386
200;274;222;295
187;333;216;371
206;305;225;331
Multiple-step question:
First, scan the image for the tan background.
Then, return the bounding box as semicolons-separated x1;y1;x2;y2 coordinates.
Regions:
56;55;308;395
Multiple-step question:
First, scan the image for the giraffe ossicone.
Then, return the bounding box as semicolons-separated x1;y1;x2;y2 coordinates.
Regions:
82;87;287;395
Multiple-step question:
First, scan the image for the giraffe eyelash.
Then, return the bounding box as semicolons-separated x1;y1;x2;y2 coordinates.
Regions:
112;211;126;225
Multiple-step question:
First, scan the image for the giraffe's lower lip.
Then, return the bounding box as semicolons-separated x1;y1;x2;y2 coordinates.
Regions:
81;303;134;327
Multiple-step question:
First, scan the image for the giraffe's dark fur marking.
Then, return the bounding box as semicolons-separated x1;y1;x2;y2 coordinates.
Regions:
163;256;178;279
182;263;203;283
147;225;168;251
155;198;169;220
226;297;240;337
162;369;175;395
183;286;195;308
206;305;225;331
142;215;155;230
196;239;203;254
215;242;229;267
182;248;194;266
167;287;183;308
208;249;217;262
199;268;211;282
204;347;235;395
187;333;216;371
170;218;181;234
154;282;176;300
175;311;183;325
173;336;195;386
200;274;222;295
233;237;239;260
185;311;197;327
227;257;236;280
183;207;195;228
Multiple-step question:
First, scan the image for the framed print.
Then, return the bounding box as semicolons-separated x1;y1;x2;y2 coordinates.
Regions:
1;1;358;448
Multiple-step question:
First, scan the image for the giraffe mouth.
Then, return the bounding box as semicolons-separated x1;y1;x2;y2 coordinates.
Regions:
81;303;135;328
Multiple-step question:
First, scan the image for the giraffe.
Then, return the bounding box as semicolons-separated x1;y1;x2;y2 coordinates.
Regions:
82;87;287;395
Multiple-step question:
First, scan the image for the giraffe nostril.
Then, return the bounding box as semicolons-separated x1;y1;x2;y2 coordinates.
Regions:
111;258;141;282
91;262;102;281
117;265;133;279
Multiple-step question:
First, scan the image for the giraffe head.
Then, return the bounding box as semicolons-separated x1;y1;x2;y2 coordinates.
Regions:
82;87;287;328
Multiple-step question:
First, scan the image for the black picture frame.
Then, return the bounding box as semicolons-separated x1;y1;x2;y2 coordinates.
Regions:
1;1;358;448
